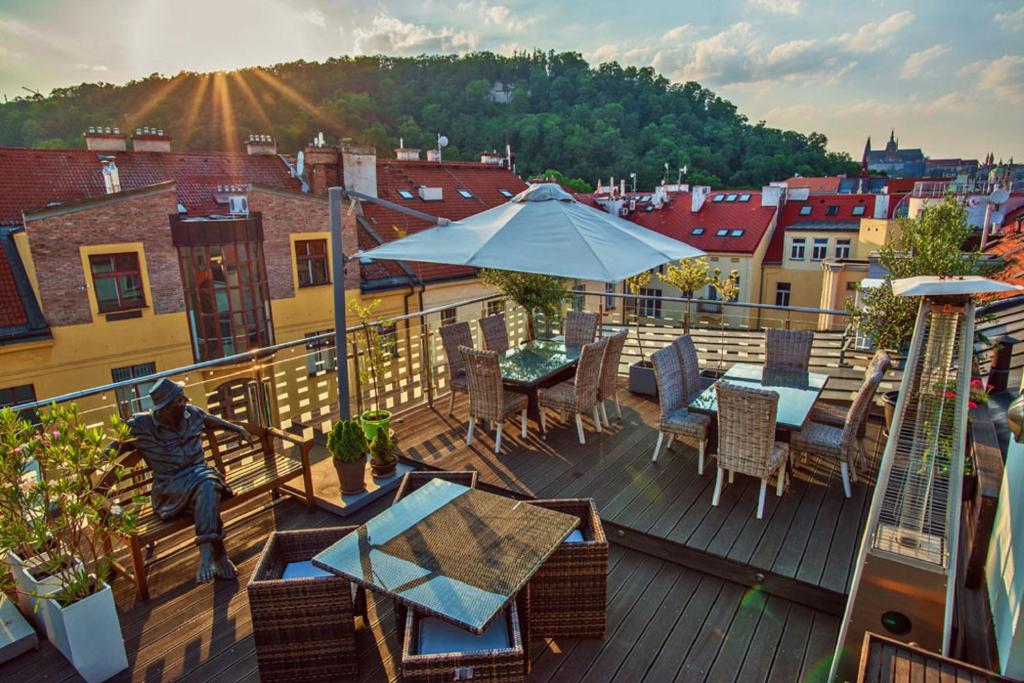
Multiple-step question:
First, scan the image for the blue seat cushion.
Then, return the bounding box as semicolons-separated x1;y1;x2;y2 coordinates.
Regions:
418;612;510;655
281;560;332;580
564;529;586;544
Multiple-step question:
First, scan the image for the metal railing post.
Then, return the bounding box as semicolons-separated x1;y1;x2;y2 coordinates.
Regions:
351;337;364;416
422;323;434;406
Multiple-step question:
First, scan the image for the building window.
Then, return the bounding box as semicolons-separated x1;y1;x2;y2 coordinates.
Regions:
639;288;662;317
305;330;337;375
89;252;145;313
730;229;744;237
498;188;514;198
825;205;839;216
731;276;740;302
851;205;866;216
486;299;505;317
775;282;791;307
799;205;812;216
716;229;729;236
0;384;38;425
457;189;475;199
790;238;806;260
726;194;738;202
835;239;852;259
691;227;705;236
111;362;157;418
396;189;415;200
295;239;329;287
379;322;398;355
712;194;725;202
605;282;616;308
812;238;828;260
440;308;457;326
571;280;585;311
739;193;751;202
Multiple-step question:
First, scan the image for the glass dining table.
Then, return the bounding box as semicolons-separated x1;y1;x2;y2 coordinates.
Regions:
688;362;830;430
498;339;582;422
312;478;579;634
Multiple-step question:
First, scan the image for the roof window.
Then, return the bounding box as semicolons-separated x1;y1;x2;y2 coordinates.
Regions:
730;229;744;237
826;205;839;216
457;189;475;199
738;193;751;202
851;205;866;216
715;228;729;236
498;188;514;198
726;194;738;202
692;227;705;236
712;194;725;202
396;189;415;200
799;205;813;216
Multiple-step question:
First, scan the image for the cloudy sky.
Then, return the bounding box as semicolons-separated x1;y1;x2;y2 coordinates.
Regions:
1;0;1021;160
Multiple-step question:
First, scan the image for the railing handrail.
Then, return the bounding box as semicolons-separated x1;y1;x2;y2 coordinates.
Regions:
574;288;850;317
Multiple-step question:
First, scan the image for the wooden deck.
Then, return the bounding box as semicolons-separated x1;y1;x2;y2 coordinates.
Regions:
1;493;840;682
396;385;883;611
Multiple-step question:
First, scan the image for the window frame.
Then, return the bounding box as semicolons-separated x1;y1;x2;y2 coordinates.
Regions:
638;287;662;318
111;362;157;418
396;189;415;200
305;330;338;376
498;188;514;198
790;237;806;260
851;205;866;216
457;189;475;199
295;238;330;288
799;205;813;216
835;239;852;259
725;194;738;202
691;227;705;236
486;299;506;317
605;282;616;309
88;252;145;313
440;307;457;326
729;229;744;237
812;238;829;261
712;194;725;202
825;205;840;216
739;193;751;202
0;384;38;425
775;282;791;307
715;228;729;237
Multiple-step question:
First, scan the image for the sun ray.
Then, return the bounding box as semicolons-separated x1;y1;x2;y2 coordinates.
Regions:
231;71;273;132
126;73;188;128
181;75;212;148
248;68;341;133
212;71;239;153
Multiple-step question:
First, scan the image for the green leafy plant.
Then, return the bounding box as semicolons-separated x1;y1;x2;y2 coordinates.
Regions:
478;269;569;341
710;268;740;305
347;298;394;419
326;419;368;464
660;257;713;331
0;404;139;606
625;270;653;364
369;428;396;467
846;194;995;352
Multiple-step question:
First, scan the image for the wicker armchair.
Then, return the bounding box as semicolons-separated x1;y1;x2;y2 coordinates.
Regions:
765;328;814;372
248;526;359;682
538;337;608;444
393;470;479;505
597;331;628;426
460;346;528;453
792;352;890;497
672;334;704;400
478;314;510;353
650;345;711;472
808;350;891;465
527;498;608;638
439;321;474;416
713;382;789;519
564;310;599;346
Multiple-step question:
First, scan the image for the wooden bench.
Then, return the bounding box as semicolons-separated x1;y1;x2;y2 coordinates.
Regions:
102;424;314;599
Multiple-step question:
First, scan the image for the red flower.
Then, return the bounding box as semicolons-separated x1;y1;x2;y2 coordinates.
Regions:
944;390;956;398
970;379;984;389
969;401;979;409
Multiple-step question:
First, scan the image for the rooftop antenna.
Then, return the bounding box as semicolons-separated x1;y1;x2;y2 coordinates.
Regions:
317;131;325;147
436;133;449;163
21;86;41;97
678;165;687;184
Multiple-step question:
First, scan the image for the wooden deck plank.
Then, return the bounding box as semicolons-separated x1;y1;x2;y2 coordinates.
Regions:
734;596;790;683
673;581;747;682
799;609;840;683
764;602;816;683
642;576;726;681
704;587;770;683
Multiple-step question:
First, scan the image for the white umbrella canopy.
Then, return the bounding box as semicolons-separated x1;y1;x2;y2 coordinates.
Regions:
357;183;705;282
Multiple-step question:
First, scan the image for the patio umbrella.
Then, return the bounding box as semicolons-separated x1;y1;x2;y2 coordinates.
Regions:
356;183;705;282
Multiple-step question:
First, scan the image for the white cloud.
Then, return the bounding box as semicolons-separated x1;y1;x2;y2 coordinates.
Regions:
836;10;914;52
302;9;327;29
899;45;948;79
457;2;532;33
662;24;693;42
962;55;1024;103
75;63;109;72
748;0;805;15
352;14;479;55
995;6;1024;31
675;23;758;83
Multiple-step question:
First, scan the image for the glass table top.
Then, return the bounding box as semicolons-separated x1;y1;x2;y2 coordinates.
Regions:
312;479;579;633
499;339;581;386
688;363;829;430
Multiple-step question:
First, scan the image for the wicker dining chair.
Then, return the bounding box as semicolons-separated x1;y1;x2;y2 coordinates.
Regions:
459;346;527;453
808;350;892;466
713;381;789;519
478;314;510;353
792;352;889;497
765;328;814;372
538;337;608;445
650;345;711;473
596;331;628;426
672;334;705;401
438;321;473;416
392;470;479;505
564;310;599;346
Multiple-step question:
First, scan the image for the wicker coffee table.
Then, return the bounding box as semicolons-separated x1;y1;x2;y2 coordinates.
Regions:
312;478;579;634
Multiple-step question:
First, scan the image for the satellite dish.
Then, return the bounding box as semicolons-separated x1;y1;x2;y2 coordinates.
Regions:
990;189;1010;205
296;151;305;178
438;135;449;148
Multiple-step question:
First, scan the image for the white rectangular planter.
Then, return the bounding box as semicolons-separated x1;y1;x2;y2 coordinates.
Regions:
7;551;74;633
46;583;128;683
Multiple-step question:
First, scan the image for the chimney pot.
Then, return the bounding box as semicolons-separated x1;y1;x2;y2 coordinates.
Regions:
84;125;128;152
246;134;278;155
426;149;441;162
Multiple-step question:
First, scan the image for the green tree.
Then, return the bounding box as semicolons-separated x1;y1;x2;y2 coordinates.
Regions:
478;269;568;340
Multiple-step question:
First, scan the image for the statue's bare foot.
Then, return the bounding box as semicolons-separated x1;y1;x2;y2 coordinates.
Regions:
213;541;236;579
196;543;217;584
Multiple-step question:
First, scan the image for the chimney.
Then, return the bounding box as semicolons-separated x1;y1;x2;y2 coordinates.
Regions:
245;134;277;155
760;184;785;208
131;127;171;153
426;149;441;162
342;145;378;199
303;145;339;197
101;161;121;194
873;195;890;219
395;147;420;161
619;179;626;196
691;186;711;213
480;151;502;165
84;126;127;152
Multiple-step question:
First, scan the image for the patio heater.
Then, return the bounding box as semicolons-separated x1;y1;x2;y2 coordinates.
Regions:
830;276;1021;682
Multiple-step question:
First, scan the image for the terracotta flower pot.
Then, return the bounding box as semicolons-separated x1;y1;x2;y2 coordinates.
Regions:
334;456;367;495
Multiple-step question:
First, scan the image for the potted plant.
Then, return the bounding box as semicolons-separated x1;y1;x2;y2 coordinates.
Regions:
348;298;395;441
0;404;136;683
708;268;740;373
625;270;658;395
327;419;369;496
478;268;568;342
369;428;398;479
660;257;713;336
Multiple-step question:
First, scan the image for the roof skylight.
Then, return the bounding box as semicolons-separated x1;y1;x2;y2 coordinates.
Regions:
396;189;415;200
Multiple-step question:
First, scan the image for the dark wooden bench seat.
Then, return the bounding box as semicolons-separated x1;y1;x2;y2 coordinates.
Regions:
103;424;314;599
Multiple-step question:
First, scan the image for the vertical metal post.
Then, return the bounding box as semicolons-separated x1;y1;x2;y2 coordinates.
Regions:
422;325;434;406
329;187;351;420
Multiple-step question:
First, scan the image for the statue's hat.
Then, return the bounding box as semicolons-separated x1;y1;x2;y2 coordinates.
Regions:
149;378;185;411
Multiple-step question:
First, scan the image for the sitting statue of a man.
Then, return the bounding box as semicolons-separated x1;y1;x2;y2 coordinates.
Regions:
124;378;256;584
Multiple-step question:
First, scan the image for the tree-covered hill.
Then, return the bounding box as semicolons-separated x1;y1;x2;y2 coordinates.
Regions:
0;50;857;189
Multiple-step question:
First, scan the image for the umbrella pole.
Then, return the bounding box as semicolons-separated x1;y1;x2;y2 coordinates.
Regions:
330;187;351;420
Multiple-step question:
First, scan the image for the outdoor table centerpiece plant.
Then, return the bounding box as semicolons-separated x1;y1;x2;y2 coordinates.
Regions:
327;418;369;495
0;404;138;683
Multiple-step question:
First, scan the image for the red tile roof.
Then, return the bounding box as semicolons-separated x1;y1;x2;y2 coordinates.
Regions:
0;228;48;343
986;229;1024;299
764;194;876;263
359;160;527;284
0;147;299;226
0;247;27;328
783;176;842;193
610;191;777;255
